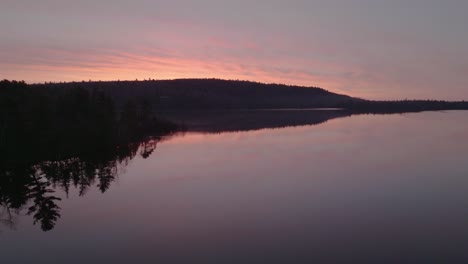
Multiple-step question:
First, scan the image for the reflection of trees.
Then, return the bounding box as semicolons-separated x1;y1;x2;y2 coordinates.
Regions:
140;139;158;159
0;203;19;231
0;137;166;232
27;171;61;232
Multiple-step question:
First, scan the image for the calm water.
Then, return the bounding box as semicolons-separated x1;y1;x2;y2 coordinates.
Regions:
2;111;468;263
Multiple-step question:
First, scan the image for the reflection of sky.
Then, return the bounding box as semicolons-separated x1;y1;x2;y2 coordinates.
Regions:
2;112;468;262
2;0;468;100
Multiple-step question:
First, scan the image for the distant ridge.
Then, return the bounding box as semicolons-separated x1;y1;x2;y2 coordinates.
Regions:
31;78;354;111
29;78;468;113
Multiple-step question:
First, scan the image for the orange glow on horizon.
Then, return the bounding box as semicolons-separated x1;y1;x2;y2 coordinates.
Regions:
1;49;364;97
3;44;456;100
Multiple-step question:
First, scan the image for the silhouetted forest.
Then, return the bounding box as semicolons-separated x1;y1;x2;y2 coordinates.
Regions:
345;99;468;113
0;80;179;231
31;79;355;110
30;79;468;113
0;79;178;163
3;78;468;159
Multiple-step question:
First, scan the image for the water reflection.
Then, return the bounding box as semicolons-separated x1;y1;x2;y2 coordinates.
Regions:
161;109;353;133
0;109;356;232
0;138;163;231
0;109;465;234
2;111;468;263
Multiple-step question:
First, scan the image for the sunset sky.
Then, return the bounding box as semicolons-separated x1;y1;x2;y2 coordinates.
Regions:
1;0;468;99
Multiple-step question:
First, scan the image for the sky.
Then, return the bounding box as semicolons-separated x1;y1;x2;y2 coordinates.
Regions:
1;0;468;100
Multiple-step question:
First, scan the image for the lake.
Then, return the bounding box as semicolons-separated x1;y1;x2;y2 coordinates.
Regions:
2;111;468;263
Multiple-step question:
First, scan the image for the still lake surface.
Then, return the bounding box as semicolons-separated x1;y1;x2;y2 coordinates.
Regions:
2;111;468;263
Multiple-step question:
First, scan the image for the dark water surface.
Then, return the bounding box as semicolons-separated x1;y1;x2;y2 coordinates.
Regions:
2;111;468;263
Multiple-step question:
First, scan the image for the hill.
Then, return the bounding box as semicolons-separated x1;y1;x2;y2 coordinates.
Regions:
30;79;468;114
31;79;355;111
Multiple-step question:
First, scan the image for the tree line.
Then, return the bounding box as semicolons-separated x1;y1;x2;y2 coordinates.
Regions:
0;79;179;163
344;99;468;113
